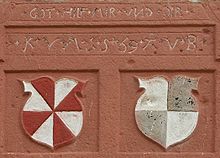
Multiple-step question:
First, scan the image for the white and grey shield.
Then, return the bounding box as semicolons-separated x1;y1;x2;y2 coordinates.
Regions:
135;76;199;149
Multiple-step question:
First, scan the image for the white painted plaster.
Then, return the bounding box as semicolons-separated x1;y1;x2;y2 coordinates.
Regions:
54;78;77;109
166;111;199;148
136;77;168;111
23;81;52;111
56;111;83;136
32;113;54;148
135;110;167;148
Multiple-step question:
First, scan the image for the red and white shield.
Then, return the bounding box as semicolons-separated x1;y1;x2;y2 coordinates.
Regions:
21;77;85;149
135;76;199;149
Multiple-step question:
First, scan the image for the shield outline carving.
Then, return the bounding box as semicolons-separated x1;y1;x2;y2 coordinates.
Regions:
21;76;86;149
135;75;199;149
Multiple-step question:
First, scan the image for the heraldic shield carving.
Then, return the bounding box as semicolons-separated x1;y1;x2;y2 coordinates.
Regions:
135;76;199;149
21;77;85;149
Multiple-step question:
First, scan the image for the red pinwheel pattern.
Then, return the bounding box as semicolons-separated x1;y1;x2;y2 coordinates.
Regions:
22;77;84;149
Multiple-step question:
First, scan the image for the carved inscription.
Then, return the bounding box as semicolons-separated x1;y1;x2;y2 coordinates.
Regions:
6;31;213;55
10;3;208;21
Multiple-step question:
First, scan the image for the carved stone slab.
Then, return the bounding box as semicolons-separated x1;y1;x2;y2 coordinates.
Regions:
9;3;209;22
1;0;219;156
22;77;85;149
135;76;199;149
6;27;213;55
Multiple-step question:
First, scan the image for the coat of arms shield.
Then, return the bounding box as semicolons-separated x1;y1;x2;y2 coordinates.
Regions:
21;77;85;149
135;76;199;149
